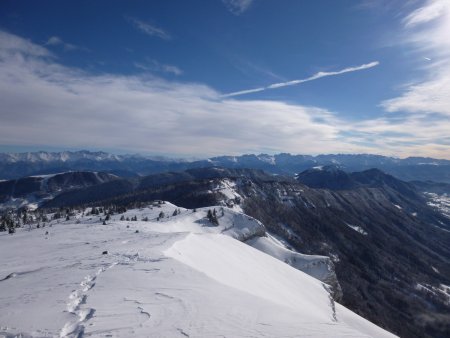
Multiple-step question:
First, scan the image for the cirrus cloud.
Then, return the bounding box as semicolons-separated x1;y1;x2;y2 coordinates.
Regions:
382;0;450;116
126;17;171;40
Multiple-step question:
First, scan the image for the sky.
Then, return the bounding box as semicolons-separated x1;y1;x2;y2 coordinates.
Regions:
0;0;449;159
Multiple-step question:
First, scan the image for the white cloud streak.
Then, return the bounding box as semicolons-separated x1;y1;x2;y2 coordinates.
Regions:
223;61;380;97
127;17;171;40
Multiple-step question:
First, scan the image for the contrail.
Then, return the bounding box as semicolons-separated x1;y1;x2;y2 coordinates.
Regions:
223;61;380;98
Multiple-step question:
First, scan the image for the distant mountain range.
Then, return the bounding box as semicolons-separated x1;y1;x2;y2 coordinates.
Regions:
1;150;450;183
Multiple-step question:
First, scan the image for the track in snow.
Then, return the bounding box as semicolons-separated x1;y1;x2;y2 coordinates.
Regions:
60;263;117;337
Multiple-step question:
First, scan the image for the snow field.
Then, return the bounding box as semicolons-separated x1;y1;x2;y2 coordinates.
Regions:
0;203;397;337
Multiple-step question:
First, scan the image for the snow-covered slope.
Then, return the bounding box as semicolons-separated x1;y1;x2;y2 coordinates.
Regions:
119;204;342;295
0;203;396;337
426;192;450;219
246;233;343;298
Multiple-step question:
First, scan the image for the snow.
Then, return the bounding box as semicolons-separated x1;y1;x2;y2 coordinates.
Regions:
425;192;450;219
26;203;39;211
0;203;396;337
166;233;332;321
416;283;434;293
345;222;368;235
247;234;335;283
29;172;70;179
213;179;239;200
0;193;45;211
335;304;396;338
211;178;244;212
329;252;341;263
439;284;450;305
257;154;276;165
265;230;291;247
416;283;450;306
127;205;265;242
0;196;42;211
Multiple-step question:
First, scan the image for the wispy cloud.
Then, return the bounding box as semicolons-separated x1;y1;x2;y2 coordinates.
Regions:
222;0;254;15
403;0;448;27
223;61;380;97
45;36;88;52
381;0;450;116
127;17;171;40
134;59;183;76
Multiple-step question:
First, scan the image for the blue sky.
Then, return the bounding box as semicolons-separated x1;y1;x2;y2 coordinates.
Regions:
0;0;449;159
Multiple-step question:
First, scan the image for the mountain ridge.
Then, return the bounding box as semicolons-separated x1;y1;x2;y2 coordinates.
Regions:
1;150;450;183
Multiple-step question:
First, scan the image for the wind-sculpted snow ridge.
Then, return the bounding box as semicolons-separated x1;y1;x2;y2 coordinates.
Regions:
127;204;343;297
246;233;343;299
0;202;396;337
